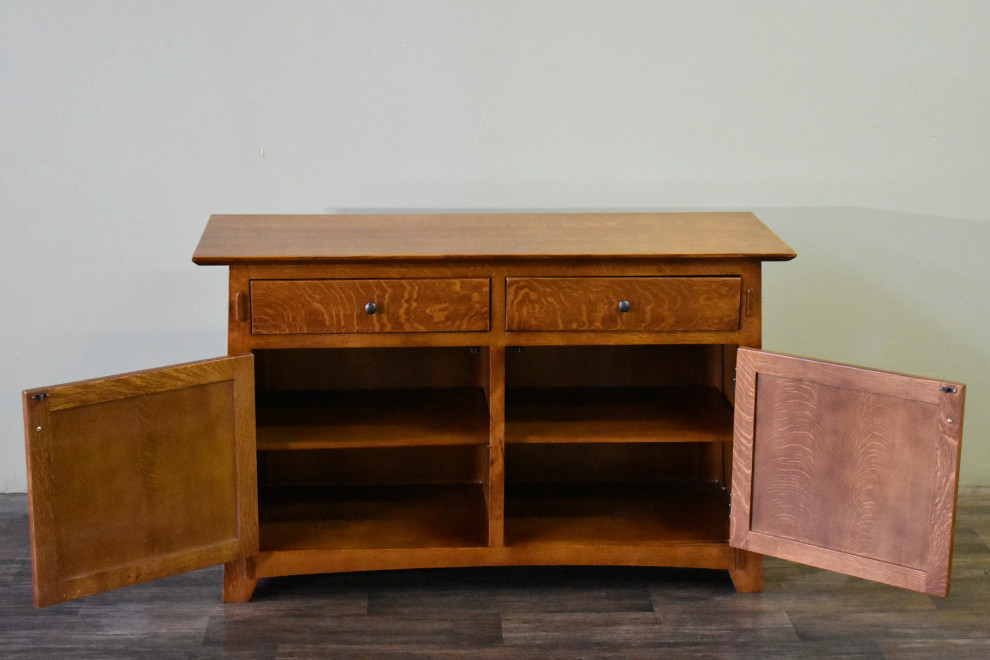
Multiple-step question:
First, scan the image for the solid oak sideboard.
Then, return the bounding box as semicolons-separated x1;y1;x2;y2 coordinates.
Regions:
23;213;965;607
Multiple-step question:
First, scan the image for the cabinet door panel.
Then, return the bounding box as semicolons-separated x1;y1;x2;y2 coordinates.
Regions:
730;348;964;596
23;355;257;607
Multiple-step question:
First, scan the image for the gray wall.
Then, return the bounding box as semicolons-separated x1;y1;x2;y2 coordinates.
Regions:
3;1;988;490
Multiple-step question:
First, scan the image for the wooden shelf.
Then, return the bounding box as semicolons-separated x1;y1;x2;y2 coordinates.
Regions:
256;388;490;450
505;387;733;444
259;484;489;551
504;481;730;547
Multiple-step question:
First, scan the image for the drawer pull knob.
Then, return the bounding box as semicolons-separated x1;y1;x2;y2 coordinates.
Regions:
364;302;378;315
617;300;632;313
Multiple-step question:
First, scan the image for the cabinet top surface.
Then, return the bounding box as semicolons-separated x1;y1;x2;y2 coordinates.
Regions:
192;212;796;264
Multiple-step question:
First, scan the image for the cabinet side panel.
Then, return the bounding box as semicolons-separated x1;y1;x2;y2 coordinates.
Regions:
229;265;253;355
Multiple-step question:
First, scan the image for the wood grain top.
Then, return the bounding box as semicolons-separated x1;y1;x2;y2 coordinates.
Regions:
192;213;796;264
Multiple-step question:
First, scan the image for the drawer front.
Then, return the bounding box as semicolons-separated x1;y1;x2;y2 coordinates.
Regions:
251;278;490;334
505;277;741;332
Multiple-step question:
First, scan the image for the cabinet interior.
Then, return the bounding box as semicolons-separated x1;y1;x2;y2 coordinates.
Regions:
254;347;492;551
504;345;734;547
252;344;736;553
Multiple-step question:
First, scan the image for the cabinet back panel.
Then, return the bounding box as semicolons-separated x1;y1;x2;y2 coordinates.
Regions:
259;446;487;487
506;443;704;484
255;348;485;391
506;345;712;389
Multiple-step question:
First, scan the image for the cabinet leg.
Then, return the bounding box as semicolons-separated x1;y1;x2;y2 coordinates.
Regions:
728;548;763;593
222;558;258;603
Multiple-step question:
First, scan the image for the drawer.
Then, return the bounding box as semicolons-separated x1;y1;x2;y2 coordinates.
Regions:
505;277;741;332
251;278;490;334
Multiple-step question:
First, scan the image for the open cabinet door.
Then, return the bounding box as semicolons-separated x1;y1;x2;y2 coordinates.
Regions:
22;355;257;607
730;348;964;597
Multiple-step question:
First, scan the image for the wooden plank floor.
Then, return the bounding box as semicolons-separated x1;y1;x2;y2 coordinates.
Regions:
1;487;988;658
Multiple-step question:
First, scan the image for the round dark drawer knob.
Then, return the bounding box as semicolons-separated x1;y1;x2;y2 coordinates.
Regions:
617;300;632;313
364;302;378;315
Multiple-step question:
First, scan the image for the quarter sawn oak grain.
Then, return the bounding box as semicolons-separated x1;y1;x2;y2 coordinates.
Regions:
192;212;797;263
251;278;490;334
23;356;257;607
24;212;966;608
505;276;741;332
729;348;964;597
207;212;779;600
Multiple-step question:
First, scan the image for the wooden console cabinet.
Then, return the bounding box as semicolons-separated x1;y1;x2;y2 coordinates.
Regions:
23;213;965;607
